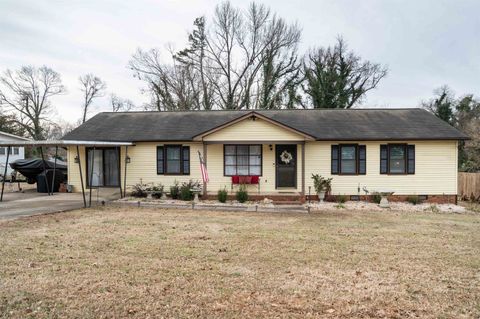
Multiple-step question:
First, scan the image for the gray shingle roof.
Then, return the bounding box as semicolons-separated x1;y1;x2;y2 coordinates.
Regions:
62;108;469;142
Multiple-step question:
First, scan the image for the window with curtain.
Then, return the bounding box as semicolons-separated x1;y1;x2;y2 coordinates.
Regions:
380;144;415;174
331;144;366;175
340;145;356;174
87;148;120;187
224;144;262;176
157;145;190;175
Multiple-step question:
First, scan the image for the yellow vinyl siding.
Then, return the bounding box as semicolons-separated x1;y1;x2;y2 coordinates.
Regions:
305;140;458;195
205;144;303;194
202;117;306;142
67;140;457;196
67;143;203;193
124;142;202;187
67;146;86;192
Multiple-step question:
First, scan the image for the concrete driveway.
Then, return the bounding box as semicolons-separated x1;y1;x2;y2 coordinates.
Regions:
0;189;86;220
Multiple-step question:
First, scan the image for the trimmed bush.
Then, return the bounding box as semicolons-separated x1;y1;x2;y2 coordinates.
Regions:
180;185;193;201
218;188;228;203
150;184;164;199
170;181;180;199
179;180;202;201
131;182;148;198
236;185;248;203
371;193;382;204
336;194;347;204
407;195;422;205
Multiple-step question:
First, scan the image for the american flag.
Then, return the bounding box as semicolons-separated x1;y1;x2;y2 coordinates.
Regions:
198;151;209;183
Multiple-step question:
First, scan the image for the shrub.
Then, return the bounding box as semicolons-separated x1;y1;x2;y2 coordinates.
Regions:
179;180;202;201
169;181;180;199
150;183;164;199
311;174;332;193
180;185;193;201
218;188;228;203
407;195;422;205
336;194;347;203
131;182;148;198
371;193;382;204
236;185;248;203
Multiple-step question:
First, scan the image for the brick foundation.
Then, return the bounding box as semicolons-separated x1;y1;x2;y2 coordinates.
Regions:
204;194;306;203
205;194;457;204
309;194;457;205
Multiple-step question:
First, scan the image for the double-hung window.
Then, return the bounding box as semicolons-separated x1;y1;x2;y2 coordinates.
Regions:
0;147;18;155
157;145;190;175
380;144;415;174
224;145;262;176
331;144;366;175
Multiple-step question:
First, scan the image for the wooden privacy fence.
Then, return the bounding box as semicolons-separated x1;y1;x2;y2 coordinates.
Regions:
458;172;480;201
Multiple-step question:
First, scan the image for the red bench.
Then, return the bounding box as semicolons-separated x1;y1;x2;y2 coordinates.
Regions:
231;175;260;193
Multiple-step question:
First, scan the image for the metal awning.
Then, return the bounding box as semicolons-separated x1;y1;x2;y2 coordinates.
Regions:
1;140;134;208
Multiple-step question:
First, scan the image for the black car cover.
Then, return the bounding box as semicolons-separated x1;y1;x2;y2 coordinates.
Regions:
10;158;67;182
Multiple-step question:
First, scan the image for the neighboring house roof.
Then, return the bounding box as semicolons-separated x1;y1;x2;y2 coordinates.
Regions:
0;131;30;142
62;108;469;142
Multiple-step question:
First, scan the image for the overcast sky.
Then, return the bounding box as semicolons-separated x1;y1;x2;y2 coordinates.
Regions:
1;0;479;123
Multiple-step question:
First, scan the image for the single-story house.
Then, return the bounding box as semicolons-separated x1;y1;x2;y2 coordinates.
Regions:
62;108;469;203
0;131;29;177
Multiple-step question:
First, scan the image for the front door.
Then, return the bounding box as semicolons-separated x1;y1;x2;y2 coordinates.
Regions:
275;144;297;188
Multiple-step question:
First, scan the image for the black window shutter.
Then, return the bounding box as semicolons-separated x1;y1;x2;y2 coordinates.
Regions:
331;145;339;174
380;144;388;174
157;146;164;174
358;145;366;175
182;146;190;175
407;145;415;174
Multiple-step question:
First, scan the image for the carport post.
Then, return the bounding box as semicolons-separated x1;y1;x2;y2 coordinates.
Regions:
0;146;11;202
117;146;123;199
51;146;58;194
123;145;128;198
76;145;87;208
89;146;95;208
39;146;51;195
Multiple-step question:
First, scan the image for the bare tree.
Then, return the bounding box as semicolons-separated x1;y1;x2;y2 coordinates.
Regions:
129;48;201;111
203;2;301;109
175;17;216;110
79;74;106;123
0;66;65;140
302;37;388;108
110;94;135;112
130;1;301;110
421;86;455;125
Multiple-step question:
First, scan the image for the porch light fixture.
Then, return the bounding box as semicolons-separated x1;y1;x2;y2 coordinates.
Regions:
74;156;79;163
269;144;273;151
125;155;131;164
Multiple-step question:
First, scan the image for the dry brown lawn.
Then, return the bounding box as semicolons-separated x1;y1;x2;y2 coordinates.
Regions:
0;207;479;318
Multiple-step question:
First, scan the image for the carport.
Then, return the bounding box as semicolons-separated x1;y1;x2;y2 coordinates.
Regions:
0;140;133;208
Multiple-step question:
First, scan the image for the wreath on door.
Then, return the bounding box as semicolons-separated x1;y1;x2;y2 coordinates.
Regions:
280;150;293;164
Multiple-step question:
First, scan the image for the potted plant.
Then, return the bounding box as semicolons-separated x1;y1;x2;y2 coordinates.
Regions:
311;174;332;202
